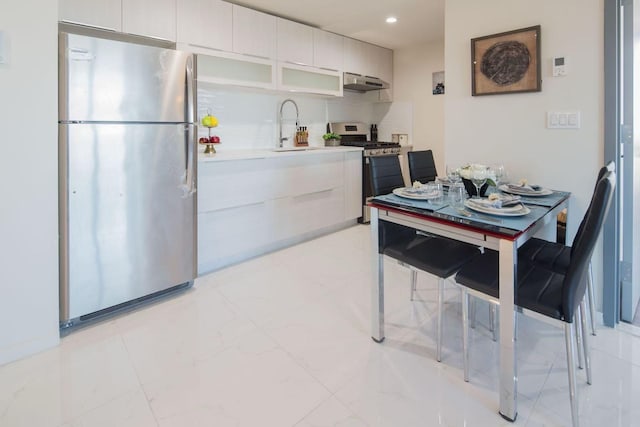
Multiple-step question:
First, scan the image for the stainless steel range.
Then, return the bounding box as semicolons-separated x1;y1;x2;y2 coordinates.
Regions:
328;122;401;223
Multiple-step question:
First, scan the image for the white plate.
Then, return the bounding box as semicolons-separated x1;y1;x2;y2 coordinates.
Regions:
393;187;441;200
499;184;553;196
464;199;531;217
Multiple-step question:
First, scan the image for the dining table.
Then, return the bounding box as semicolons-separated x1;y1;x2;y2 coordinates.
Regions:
369;184;571;422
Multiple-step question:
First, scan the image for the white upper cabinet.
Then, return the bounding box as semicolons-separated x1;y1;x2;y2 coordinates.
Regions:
123;0;176;41
276;18;313;65
369;43;393;82
233;5;277;59
343;37;392;80
313;29;343;71
343;37;369;75
177;0;232;52
59;0;122;32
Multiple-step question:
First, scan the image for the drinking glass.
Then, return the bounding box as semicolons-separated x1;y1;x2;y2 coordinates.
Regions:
492;164;506;186
446;164;461;183
426;182;444;205
448;182;466;211
470;165;488;198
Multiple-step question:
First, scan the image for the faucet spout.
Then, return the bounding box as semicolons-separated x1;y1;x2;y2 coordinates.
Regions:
279;98;299;148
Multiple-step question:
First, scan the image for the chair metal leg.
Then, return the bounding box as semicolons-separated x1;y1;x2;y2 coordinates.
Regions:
469;297;477;329
437;278;444;362
489;303;498;342
580;299;592;385
462;289;470;382
564;322;579;427
587;262;597;336
410;269;417;301
575;308;584;370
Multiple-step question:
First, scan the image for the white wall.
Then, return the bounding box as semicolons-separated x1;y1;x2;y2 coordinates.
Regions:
444;1;605;302
0;1;60;364
393;40;445;172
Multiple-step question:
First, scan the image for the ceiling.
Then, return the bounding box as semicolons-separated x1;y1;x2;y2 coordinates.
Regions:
230;0;445;50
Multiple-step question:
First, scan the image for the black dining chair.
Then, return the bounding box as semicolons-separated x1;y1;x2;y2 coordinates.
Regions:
455;171;615;427
407;150;438;184
368;154;406;196
370;155;481;362
519;160;615;336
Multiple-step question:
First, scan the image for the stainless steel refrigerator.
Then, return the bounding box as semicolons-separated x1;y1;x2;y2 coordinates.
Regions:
58;29;197;328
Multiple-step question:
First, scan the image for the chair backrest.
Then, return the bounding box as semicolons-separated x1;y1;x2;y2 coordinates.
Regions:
571;161;616;256
369;155;405;196
562;171;616;321
407;150;438;184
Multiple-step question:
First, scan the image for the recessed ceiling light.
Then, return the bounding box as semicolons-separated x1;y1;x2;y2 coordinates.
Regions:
386;16;397;24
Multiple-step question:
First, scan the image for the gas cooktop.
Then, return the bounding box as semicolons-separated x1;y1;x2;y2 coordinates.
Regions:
340;141;400;149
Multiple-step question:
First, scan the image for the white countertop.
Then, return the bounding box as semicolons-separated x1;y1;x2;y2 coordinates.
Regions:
198;146;363;162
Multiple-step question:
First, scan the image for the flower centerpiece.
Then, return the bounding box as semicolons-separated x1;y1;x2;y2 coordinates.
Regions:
199;113;220;154
322;132;341;147
458;164;497;197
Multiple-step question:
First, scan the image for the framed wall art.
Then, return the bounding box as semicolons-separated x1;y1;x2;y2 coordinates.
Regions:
471;25;541;96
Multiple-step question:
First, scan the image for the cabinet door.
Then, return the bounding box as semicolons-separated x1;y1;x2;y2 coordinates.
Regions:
276;18;313;65
365;44;393;102
177;0;232;52
313;29;343;71
198;158;269;213
233;5;277;59
198;202;268;274
59;0;122;32
277;62;342;97
123;0;176;41
343;37;368;75
368;44;393;82
344;152;363;220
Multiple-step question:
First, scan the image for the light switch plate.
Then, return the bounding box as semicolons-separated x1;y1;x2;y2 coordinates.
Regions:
547;111;580;129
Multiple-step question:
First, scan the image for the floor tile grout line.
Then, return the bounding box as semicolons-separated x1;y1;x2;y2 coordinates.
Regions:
117;331;162;427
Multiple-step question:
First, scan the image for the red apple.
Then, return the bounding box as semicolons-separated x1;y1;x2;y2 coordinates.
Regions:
198;137;208;144
210;135;220;143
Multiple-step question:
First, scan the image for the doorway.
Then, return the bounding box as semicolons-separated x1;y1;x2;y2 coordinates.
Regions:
604;0;640;327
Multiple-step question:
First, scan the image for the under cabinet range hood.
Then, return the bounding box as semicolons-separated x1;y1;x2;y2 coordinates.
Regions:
343;72;389;92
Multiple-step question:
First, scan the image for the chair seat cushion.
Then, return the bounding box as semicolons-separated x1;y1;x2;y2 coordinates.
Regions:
385;237;480;279
519;238;570;275
455;250;566;321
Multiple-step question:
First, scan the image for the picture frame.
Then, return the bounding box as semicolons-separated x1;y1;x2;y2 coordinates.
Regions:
471;25;541;96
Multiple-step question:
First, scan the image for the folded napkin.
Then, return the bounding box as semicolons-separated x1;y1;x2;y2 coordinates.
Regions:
401;187;439;198
507;183;542;193
471;194;521;209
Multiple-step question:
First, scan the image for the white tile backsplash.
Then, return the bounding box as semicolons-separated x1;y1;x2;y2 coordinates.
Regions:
197;84;412;149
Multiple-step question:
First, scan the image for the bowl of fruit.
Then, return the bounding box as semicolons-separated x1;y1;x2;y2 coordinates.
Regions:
199;113;220;154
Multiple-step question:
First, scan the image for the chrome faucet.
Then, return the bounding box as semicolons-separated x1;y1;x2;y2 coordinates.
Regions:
278;98;299;148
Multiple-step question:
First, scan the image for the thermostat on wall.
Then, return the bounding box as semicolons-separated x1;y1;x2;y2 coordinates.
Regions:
552;56;567;77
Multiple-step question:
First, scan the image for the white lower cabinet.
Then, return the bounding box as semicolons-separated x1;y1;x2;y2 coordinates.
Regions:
344;151;363;220
197;151;361;274
198;201;268;272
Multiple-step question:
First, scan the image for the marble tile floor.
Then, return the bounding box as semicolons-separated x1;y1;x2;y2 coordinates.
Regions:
2;224;640;426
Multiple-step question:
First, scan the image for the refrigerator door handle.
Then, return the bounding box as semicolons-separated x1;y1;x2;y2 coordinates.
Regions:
184;124;196;197
181;55;196;198
186;55;195;124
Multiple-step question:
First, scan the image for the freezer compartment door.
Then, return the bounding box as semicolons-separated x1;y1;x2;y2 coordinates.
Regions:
59;32;193;123
60;123;197;320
